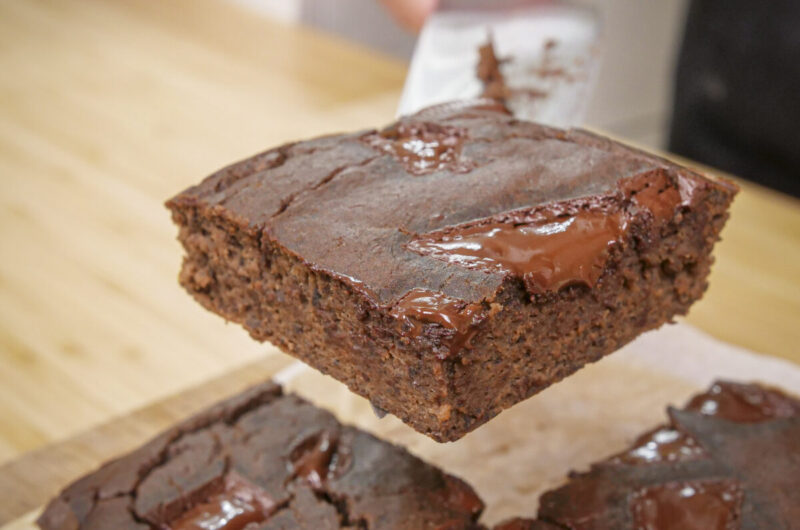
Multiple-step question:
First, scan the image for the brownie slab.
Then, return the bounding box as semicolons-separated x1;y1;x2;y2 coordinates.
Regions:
498;381;800;529
37;382;484;530
167;101;736;441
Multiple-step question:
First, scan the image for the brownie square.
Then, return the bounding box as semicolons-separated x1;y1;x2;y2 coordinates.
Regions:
499;381;800;529
167;101;736;441
37;382;484;529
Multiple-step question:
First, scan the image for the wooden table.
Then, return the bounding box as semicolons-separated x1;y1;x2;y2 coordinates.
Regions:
0;0;799;524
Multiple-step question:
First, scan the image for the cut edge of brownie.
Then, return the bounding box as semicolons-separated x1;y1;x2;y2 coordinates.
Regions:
166;104;737;442
37;381;486;530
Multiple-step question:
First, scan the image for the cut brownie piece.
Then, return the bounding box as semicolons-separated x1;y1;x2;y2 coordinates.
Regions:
167;101;737;441
37;382;485;530
497;380;800;529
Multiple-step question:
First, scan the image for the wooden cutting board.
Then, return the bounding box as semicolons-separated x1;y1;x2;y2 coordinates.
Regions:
3;324;799;528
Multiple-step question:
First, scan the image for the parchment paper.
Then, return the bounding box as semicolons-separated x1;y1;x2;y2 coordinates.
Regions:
280;322;800;525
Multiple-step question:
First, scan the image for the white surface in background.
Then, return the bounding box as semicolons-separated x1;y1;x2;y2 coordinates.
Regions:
397;5;600;126
274;322;800;394
229;0;301;23
227;0;689;149
620;323;800;390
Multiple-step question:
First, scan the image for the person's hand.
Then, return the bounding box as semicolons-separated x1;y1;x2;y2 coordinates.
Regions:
379;0;439;32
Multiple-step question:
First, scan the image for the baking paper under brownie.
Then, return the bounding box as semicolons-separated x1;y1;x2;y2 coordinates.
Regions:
167;100;736;441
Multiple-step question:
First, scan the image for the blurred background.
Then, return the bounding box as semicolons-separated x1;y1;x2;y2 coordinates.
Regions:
244;0;800;196
244;0;684;149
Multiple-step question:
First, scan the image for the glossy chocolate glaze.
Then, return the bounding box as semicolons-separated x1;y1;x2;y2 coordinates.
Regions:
435;476;486;524
389;288;485;355
614;382;799;468
408;210;625;295
611;426;706;465
364;121;472;176
170;474;273;530
288;430;350;490
684;380;800;422
631;480;741;530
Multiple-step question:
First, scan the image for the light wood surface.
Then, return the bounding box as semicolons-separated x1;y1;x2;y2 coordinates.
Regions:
0;0;799;510
0;355;293;524
0;0;405;465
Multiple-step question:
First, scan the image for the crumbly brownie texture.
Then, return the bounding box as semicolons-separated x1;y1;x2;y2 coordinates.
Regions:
37;382;484;530
167;101;736;442
497;381;800;529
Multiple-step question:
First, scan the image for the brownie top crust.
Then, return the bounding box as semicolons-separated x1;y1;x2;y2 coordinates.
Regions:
37;382;485;530
532;381;800;530
168;101;735;355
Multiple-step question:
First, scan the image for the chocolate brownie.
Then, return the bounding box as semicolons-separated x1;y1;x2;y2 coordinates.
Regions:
166;101;737;441
497;381;800;529
37;382;484;529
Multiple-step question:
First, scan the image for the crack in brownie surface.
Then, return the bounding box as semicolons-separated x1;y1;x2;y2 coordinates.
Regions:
167;101;737;441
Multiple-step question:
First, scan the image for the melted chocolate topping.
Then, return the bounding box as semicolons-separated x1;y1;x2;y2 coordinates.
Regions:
408;210;625;295
631;480;742;530
288;431;350;490
623;170;683;222
614;382;798;467
437;476;485;519
611;426;706;465
684;380;800;422
388;169;689;352
389;289;485;355
365;122;471;175
170;474;273;530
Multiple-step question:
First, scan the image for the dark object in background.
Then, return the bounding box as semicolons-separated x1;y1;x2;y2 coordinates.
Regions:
670;0;800;197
